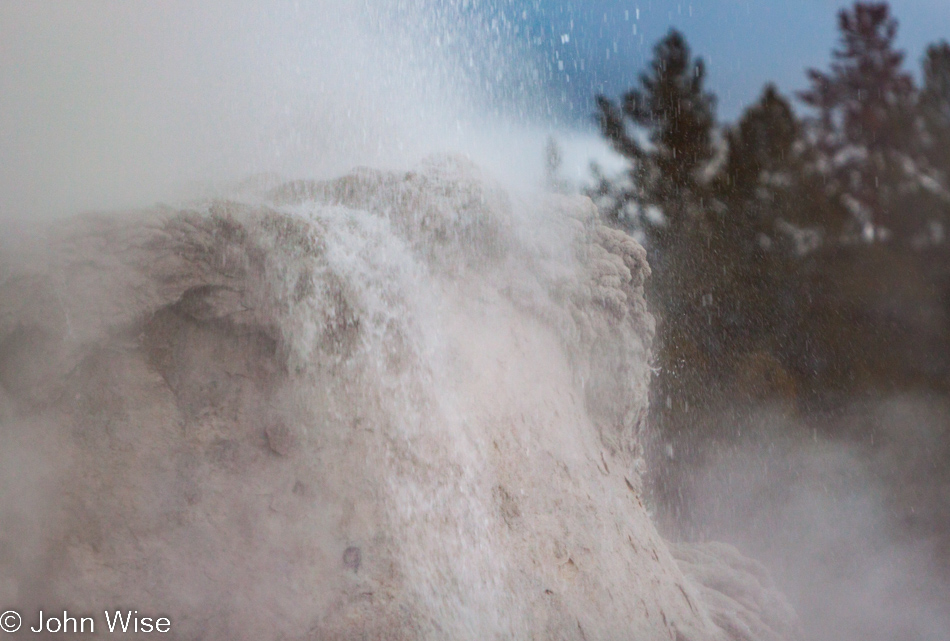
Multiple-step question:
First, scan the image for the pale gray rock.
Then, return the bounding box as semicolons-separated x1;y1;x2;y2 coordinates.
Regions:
0;157;797;640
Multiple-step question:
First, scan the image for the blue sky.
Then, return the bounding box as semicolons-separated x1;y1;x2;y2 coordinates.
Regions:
506;0;950;125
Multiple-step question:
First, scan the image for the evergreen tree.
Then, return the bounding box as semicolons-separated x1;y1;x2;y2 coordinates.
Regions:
799;2;917;239
593;30;721;419
921;41;950;183
594;29;716;251
717;84;843;248
701;86;811;396
719;85;799;223
715;88;800;293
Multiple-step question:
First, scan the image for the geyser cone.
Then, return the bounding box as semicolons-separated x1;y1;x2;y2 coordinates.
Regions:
0;158;798;640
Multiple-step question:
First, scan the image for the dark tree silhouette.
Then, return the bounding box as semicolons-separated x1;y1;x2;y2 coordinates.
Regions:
593;30;723;422
714;85;802;285
594;29;716;249
921;41;950;181
590;5;950;437
799;2;917;239
721;85;798;201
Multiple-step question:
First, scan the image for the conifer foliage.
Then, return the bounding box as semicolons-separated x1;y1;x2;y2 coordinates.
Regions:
594;30;716;250
921;41;950;184
799;2;916;238
589;2;950;421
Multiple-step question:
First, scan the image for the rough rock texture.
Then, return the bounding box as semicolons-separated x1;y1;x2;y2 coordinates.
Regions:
0;157;797;640
671;543;803;641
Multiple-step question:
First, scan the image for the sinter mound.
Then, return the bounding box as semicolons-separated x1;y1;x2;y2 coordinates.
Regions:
0;157;799;640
